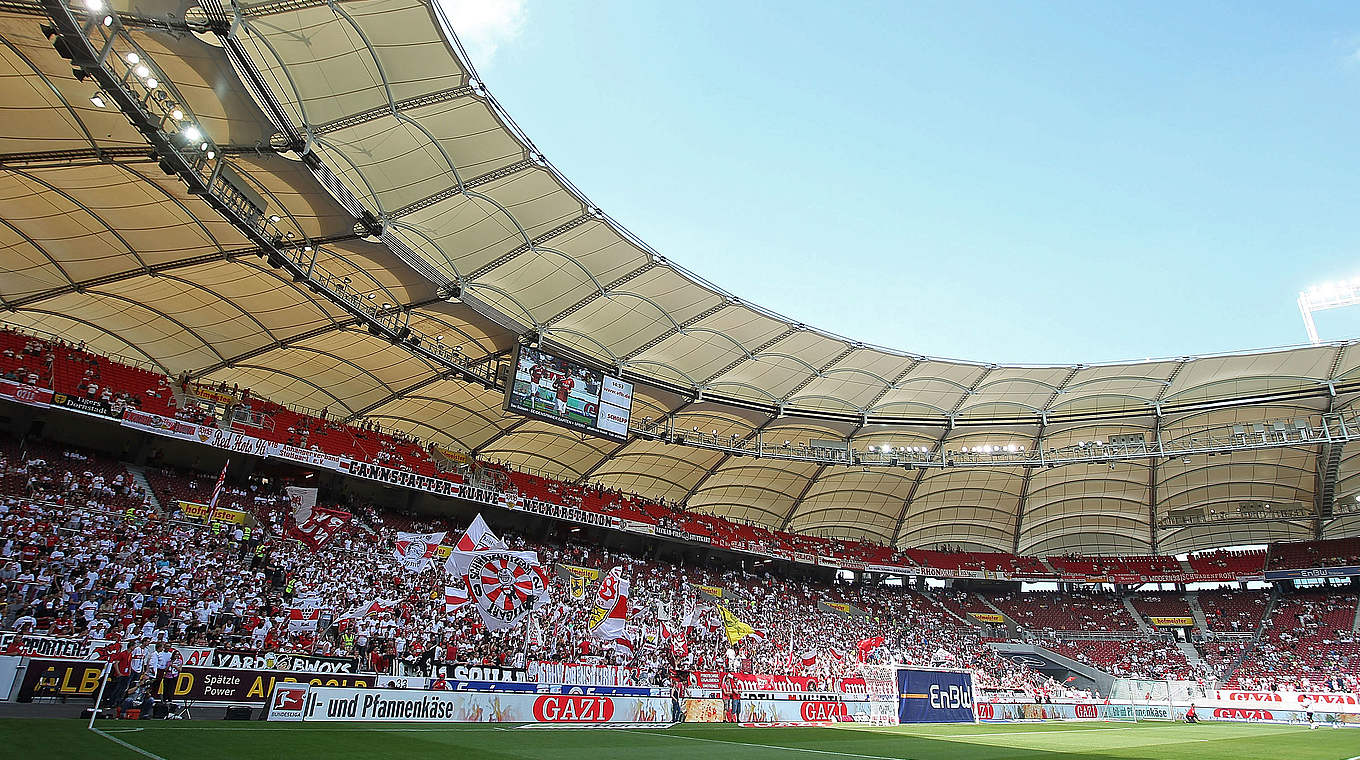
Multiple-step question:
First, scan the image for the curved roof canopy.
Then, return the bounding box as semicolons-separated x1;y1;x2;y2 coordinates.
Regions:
1;0;1358;555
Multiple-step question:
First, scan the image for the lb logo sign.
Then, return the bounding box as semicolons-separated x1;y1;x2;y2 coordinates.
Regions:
268;682;312;722
800;701;849;722
533;695;615;722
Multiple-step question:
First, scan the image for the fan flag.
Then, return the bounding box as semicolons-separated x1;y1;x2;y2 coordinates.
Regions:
798;649;819;667
612;637;635;657
286;597;325;633
445;514;507;577
856;635;886;662
466;549;551;631
394;531;447;571
716;605;759;645
286;506;351;550
207;459;229;509
339;598;398;620
668;634;689;660
588;567;631;640
444;582;472;615
284;486;318;523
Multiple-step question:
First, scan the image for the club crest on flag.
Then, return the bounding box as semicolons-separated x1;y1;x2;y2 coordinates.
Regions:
467;551;549;630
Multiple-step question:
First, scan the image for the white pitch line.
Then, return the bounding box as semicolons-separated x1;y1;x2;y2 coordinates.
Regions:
90;727;171;760
639;730;906;760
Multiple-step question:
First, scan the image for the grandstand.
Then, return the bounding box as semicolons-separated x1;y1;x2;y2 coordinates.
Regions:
0;0;1358;757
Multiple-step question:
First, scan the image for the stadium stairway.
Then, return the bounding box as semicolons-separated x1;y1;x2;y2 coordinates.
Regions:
1185;592;1211;631
1039;557;1061;575
1175;641;1205;670
1121;596;1152;632
124;463;160;514
920;590;970;625
1352;596;1360;632
979;593;1014;624
1177;557;1195;574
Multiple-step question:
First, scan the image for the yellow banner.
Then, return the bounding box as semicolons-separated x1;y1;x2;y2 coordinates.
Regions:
176;500;246;525
691;583;724;600
968;612;1005;623
1150;616;1195;627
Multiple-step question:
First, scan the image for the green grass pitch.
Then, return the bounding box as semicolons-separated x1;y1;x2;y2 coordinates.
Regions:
2;719;1358;760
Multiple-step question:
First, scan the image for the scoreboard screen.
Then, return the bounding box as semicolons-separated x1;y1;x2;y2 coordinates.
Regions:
503;345;633;443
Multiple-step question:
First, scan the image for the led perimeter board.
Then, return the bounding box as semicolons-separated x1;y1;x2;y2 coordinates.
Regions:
503;345;634;443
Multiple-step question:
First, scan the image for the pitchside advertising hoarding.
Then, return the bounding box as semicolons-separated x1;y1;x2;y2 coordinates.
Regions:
897;667;975;724
268;683;673;723
976;701;1360;726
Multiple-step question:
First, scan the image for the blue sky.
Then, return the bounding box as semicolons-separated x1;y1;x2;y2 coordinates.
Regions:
442;1;1360;364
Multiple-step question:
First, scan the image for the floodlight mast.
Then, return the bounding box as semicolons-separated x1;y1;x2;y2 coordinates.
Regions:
1298;279;1360;345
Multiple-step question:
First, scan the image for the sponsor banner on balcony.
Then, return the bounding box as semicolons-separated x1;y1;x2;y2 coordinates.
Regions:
176;500;247;525
267;684;673;723
0;378;53;407
968;612;1006;624
1149;616;1195;627
1264;565;1360;581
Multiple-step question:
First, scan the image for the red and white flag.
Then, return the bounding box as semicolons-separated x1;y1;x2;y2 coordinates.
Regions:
286;597;325;633
588;567;631;640
799;649;819;667
465;550;551;631
208;459;229;509
394;531;447;571
444;582;471;615
287;506;351;550
284;486;318;523
444;514;507;577
612;637;635;658
338;598;398;620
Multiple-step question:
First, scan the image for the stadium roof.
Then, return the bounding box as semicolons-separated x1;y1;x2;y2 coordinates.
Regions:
2;0;1358;556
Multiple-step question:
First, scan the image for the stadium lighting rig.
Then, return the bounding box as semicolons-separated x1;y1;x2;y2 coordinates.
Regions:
1298;278;1360;345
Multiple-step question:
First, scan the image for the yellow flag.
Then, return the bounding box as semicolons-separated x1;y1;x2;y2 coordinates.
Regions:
717;604;757;645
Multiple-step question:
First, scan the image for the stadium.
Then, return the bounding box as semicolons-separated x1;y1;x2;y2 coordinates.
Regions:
0;1;1357;758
